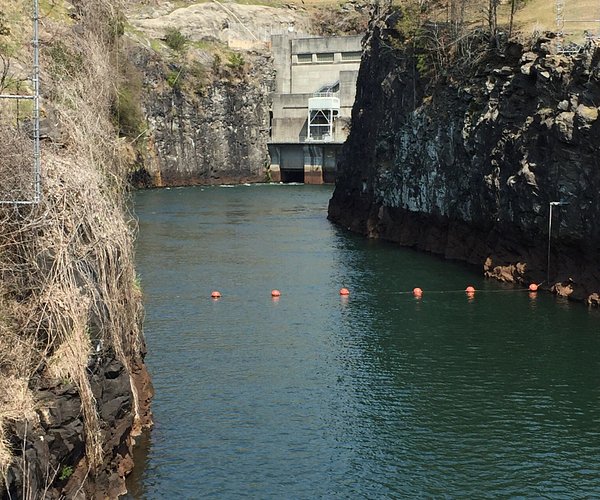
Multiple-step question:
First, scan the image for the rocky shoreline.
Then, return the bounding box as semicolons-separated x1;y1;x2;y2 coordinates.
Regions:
3;347;153;500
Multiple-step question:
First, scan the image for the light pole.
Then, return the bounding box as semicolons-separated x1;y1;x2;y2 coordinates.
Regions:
547;201;569;285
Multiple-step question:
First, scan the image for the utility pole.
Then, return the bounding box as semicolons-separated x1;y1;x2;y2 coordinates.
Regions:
547;201;569;285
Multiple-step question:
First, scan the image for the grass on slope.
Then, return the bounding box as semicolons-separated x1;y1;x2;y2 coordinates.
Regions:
514;0;600;41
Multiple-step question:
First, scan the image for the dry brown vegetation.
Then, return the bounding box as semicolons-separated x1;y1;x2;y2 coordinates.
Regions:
0;0;145;493
393;0;600;43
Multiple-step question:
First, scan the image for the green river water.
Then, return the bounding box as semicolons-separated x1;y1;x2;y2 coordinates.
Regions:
128;184;600;499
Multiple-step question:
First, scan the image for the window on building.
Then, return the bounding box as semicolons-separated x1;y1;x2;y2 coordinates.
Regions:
297;53;312;63
341;51;362;61
316;52;334;62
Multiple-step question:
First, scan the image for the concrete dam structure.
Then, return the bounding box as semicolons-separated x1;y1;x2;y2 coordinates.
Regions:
268;34;362;184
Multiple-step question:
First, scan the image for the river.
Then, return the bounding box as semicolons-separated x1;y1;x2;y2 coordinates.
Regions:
128;184;600;498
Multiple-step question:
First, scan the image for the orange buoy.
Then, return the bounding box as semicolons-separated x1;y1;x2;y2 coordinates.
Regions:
413;287;423;297
271;289;281;297
340;288;350;296
465;286;476;294
528;283;539;292
211;291;221;299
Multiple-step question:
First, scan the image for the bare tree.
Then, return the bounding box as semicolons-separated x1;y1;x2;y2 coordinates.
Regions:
508;0;516;39
0;53;9;92
486;0;500;48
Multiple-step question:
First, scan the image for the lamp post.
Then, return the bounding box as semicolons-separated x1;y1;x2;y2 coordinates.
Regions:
547;201;569;285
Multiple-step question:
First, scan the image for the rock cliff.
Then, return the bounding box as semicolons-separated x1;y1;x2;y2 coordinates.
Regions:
329;12;600;303
128;45;275;187
4;356;152;499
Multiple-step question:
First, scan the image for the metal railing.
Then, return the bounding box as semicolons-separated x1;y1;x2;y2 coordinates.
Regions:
312;91;337;98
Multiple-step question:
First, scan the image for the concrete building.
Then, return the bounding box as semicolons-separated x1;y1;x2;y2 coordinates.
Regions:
268;34;362;183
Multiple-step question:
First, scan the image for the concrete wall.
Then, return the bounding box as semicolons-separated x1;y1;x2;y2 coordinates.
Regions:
269;34;362;183
290;36;362;93
339;70;358;107
271;94;310;142
272;34;292;93
291;36;363;55
291;62;361;93
272;34;362;96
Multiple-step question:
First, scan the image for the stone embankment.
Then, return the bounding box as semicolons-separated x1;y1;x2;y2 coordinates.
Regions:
329;12;600;303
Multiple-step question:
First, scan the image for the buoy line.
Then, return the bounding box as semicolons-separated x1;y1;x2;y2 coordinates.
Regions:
390;288;536;295
208;284;541;298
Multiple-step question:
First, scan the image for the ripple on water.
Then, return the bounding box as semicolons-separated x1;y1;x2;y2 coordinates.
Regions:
130;185;600;499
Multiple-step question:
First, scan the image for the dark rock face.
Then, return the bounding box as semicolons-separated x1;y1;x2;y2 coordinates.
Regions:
3;351;152;499
129;46;275;187
329;17;600;301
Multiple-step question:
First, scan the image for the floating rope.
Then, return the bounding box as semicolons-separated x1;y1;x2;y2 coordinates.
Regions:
209;284;542;299
389;288;533;295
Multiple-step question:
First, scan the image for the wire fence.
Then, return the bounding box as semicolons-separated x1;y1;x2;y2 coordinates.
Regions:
555;0;600;53
0;0;40;205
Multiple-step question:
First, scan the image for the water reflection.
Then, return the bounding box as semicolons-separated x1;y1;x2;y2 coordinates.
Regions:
131;185;600;498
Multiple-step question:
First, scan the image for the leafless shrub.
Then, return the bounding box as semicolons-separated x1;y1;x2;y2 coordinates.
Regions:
0;125;35;202
0;0;144;492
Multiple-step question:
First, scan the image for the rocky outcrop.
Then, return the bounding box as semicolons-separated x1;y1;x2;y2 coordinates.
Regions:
329;14;600;302
126;0;369;46
128;45;275;186
127;2;311;46
4;353;152;499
